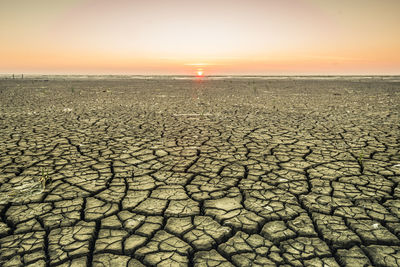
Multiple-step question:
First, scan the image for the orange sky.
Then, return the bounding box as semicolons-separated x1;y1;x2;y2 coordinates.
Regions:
1;0;399;75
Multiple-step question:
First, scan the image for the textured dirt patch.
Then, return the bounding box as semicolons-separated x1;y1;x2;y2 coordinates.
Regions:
0;76;399;266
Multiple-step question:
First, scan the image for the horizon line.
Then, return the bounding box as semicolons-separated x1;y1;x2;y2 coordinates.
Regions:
1;73;399;77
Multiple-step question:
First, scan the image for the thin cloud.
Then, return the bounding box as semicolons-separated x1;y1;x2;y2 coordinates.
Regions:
184;63;217;66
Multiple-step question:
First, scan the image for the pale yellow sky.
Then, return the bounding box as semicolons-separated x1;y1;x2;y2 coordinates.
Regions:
1;0;399;75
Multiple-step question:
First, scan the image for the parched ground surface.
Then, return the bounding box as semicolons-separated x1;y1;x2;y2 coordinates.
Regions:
0;76;400;267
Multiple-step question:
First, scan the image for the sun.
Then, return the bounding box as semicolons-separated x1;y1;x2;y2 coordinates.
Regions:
197;70;204;77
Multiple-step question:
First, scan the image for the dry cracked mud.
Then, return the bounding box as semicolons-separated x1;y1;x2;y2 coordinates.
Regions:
0;76;399;266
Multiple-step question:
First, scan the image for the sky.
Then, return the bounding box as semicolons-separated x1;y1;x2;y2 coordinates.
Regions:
1;0;399;75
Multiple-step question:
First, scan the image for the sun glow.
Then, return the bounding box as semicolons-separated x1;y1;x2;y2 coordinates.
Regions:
196;70;204;76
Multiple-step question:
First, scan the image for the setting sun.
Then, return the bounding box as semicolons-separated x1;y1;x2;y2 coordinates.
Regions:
197;70;204;76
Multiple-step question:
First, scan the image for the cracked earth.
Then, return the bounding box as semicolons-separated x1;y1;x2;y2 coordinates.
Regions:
0;76;400;266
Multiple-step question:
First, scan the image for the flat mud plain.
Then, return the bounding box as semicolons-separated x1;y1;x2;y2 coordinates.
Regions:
0;76;400;266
